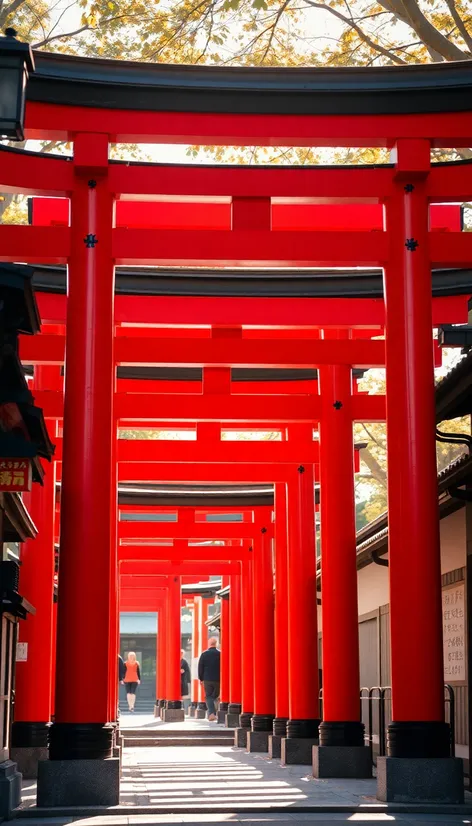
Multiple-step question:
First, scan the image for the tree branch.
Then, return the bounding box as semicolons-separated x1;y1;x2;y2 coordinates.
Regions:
445;0;472;51
399;0;469;59
303;0;408;63
33;24;89;48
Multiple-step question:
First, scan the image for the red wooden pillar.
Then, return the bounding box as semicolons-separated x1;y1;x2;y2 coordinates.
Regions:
165;576;183;717
240;557;254;729
219;577;230;716
228;572;242;716
384;140;447;757
51;133;116;760
191;598;200;712
286;462;320;738
197;598;209;714
251;526;275;733
51;599;57;719
108;425;118;726
157;603;167;716
12;435;56;754
273;483;289;737
318;352;363;746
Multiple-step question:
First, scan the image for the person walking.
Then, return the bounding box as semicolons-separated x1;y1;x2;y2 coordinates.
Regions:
123;651;141;712
198;637;220;721
181;649;191;713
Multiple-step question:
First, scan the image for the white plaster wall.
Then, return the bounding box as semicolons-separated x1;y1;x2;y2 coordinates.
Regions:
439;508;465;574
357;562;389;617
356;507;466;618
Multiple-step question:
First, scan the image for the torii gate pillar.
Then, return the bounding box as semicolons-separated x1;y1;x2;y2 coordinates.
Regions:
377;140;463;803
37;135;119;807
282;462;320;766
314;354;371;778
247;526;275;753
217;578;230;723
162;577;184;722
11;450;56;778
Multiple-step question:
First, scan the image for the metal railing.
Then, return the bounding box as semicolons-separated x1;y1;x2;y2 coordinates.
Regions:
320;684;456;765
360;684;456;763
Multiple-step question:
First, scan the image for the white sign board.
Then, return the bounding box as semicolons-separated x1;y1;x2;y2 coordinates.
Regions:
16;642;28;662
442;583;466;683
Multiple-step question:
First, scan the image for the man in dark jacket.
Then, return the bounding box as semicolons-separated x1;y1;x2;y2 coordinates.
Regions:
198;637;220;721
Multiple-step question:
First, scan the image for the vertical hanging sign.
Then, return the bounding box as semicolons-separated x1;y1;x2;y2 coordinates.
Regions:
0;459;32;492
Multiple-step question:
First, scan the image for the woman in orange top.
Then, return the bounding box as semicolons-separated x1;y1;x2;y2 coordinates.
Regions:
123;651;141;712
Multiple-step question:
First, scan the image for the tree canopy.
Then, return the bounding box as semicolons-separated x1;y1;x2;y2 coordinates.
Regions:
1;0;471;67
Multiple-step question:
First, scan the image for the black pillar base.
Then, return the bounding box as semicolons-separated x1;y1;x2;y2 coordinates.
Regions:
218;702;229;721
251;714;274;732
166;700;182;710
158;699;166;715
319;720;364;747
219;702;229;713
48;723;114;760
387;721;451;758
273;717;288;737
12;721;49;748
228;703;242;715
188;702;198;718
286;718;320;739
239;711;253;729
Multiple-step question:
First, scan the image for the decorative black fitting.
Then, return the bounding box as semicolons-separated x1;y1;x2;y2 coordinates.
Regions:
333;400;343;410
48;722;114;760
297;465;305;473
228;703;242;715
239;712;253;729
387;720;450;758
273;717;288;737
404;183;414;193
12;721;50;748
286;718;320;739
166;700;182;710
251;713;274;732
319;720;364;747
261;527;267;534
88;179;96;188
84;233;98;248
405;238;419;252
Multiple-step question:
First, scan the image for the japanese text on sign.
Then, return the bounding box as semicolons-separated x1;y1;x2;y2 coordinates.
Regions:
0;459;32;492
442;583;466;682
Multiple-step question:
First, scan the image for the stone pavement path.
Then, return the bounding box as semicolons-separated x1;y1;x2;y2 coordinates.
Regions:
120;744;376;809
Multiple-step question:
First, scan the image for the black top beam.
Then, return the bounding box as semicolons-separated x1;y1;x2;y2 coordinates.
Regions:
27;52;472;116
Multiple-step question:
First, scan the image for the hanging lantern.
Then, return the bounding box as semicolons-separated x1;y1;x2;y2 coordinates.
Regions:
0;28;35;141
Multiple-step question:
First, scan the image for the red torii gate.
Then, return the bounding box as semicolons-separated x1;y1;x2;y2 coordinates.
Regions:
4;53;471;806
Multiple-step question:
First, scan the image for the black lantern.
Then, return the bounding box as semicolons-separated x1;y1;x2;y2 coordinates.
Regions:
0;28;35;141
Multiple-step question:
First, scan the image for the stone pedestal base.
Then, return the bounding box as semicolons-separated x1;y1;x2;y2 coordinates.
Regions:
225;713;240;728
0;761;21;819
377;756;464;804
282;737;319;765
247;731;270;753
11;746;47;780
313;745;372;778
234;727;248;748
162;708;185;723
37;757;120;807
217;710;226;724
268;734;282;759
196;709;207;719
